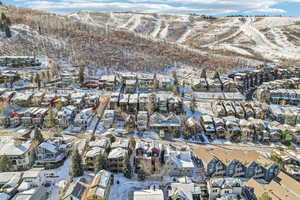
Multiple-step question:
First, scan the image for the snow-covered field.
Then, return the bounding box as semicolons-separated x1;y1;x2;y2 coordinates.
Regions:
69;12;300;63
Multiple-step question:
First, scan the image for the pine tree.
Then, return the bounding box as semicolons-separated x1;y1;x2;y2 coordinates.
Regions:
33;126;44;144
78;65;85;86
72;148;84;177
95;155;105;172
172;71;178;86
45;107;55;128
108;135;116;144
153;77;159;91
1;13;6;21
4;24;11;38
35;74;41;89
0;155;12;172
172;84;180;96
0;1;3;5
200;69;207;79
213;71;220;79
129;136;136;149
146;95;156;114
190;96;197;113
123;156;132;179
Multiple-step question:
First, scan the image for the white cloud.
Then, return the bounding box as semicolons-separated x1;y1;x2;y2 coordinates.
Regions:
15;0;300;15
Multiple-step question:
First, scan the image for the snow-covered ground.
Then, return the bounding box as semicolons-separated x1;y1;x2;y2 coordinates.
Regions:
46;158;71;200
69;12;300;63
109;174;160;200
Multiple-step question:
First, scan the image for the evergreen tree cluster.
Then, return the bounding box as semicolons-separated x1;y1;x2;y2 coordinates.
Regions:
0;13;12;38
72;148;84;177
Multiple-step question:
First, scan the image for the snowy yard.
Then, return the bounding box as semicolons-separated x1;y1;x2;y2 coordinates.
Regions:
46;158;71;200
109;174;160;200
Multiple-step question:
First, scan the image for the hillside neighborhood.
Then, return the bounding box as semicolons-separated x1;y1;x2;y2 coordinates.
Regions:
0;56;299;200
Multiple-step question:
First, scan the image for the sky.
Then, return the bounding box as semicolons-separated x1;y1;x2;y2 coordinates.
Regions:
2;0;300;17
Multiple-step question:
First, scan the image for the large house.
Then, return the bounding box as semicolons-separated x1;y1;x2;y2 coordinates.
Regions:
35;138;68;169
85;170;112;200
208;178;243;200
0;137;36;171
193;147;279;181
134;141;164;175
164;147;200;177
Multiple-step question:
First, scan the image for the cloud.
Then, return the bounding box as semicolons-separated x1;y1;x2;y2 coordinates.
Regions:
10;0;300;15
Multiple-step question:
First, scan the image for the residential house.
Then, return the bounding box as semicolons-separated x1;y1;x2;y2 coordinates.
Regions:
85;95;100;108
224;117;241;141
0;91;15;102
138;93;152;112
84;147;107;171
137;73;155;91
63;178;88;200
192;78;209;91
12;187;48;200
124;80;137;94
41;93;57;107
156;74;173;90
35;138;68;169
101;110;115;129
136;111;148;131
193;147;279;181
134;141;164;175
164;147;199;177
99;74;118;91
200;115;215;138
149;112;181;138
245;172;300;200
119;94;130;112
0;105;21;128
213;118;226;139
74;108;94;131
85;170;112;200
134;188;164;200
70;92;86;109
22;168;45;187
213;101;226;117
56;105;77;128
10;92;33;107
208;178;243;200
30;91;45;106
0;138;36;171
168;179;208;200
128;94;138;114
107;147;129;173
108;92;120;110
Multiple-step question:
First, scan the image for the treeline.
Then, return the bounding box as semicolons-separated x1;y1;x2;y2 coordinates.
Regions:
0;13;12;37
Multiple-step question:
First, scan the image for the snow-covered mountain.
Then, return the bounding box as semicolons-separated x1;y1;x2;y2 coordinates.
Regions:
70;11;300;63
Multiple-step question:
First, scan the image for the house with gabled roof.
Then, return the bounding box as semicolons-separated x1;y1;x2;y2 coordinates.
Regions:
85;170;112;200
63;178;88;200
193;147;279;181
35;137;68;169
149;112;181;138
0;137;37;171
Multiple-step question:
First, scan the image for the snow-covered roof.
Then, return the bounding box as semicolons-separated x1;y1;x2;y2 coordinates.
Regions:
0;138;32;156
39;142;58;153
85;147;105;157
169;150;195;168
134;189;164;200
88;138;109;148
108;147;128;159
